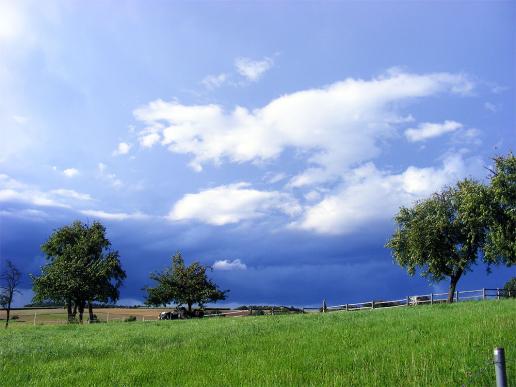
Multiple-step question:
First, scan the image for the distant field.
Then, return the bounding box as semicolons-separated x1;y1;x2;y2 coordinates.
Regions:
1;300;514;386
1;307;183;324
0;307;237;324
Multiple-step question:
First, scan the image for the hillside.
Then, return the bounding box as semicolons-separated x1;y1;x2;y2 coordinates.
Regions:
1;300;514;386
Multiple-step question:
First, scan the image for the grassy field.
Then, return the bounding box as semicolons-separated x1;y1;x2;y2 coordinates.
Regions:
1;300;514;386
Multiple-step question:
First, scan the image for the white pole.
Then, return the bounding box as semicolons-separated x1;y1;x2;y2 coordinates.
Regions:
143;316;145;322
107;312;109;323
33;312;36;326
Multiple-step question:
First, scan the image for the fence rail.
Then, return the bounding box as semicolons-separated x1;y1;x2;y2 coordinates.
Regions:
322;288;513;313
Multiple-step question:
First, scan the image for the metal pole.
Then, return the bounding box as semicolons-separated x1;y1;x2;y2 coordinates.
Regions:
493;347;508;387
456;290;459;302
430;293;433;305
345;304;348;312
482;288;486;300
33;312;36;326
497;288;500;300
406;296;410;307
371;300;375;310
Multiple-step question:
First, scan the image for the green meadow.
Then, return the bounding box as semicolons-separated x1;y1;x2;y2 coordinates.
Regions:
1;300;514;386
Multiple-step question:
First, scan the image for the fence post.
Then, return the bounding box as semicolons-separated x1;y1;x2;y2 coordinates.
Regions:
482;288;486;300
345;304;348;312
143;316;145;322
497;288;500;300
371;300;375;310
456;290;459;303
493;347;508;387
33;312;36;326
430;293;434;305
107;312;109;323
406;296;410;307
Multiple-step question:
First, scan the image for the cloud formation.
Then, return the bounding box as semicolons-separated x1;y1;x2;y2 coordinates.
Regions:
201;73;228;89
405;120;463;142
80;209;149;221
235;57;273;81
294;155;481;234
113;142;131;156
63;168;79;178
135;71;473;182
0;174;90;209
169;182;301;225
213;259;247;271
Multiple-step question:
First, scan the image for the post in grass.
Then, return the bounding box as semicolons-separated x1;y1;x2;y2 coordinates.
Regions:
493;347;508;387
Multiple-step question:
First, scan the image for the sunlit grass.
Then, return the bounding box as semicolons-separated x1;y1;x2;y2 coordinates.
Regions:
1;300;514;386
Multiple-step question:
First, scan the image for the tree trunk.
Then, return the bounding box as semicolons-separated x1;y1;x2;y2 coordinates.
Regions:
78;301;85;323
447;270;463;303
72;303;77;319
187;302;192;315
5;298;11;328
67;300;74;322
88;301;94;322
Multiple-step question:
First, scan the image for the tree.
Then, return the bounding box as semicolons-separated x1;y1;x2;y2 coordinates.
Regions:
145;252;228;314
484;153;516;265
386;179;491;303
1;260;22;328
503;277;516;298
32;221;126;323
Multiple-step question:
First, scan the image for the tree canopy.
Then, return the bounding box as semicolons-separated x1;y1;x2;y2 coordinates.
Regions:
32;220;126;322
484;153;516;265
386;153;515;302
145;252;228;313
386;179;490;302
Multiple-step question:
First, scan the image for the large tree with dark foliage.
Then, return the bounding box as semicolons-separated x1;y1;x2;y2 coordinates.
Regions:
386;153;515;303
484;153;516;265
32;221;126;322
145;252;227;314
1;260;22;328
386;179;491;303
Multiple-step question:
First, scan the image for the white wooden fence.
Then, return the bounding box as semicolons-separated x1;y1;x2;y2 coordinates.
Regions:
302;288;513;313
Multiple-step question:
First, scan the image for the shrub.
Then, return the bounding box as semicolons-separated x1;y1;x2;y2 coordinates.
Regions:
503;277;516;298
10;315;19;320
124;316;137;322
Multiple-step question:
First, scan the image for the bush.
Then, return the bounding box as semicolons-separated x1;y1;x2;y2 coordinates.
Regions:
503;277;516;298
10;315;19;320
124;316;137;322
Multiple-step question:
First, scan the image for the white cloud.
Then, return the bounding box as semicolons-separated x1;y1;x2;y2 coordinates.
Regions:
294;155;481;235
264;172;287;184
235;57;273;82
201;73;228;89
80;209;149;221
63;168;79;178
135;71;474;184
405;120;463;142
0;174;91;208
139;132;161;148
50;189;92;201
0;1;26;42
213;259;247;271
169;182;301;225
112;142;131;156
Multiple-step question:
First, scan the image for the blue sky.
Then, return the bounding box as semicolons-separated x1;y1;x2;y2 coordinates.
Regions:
0;1;514;307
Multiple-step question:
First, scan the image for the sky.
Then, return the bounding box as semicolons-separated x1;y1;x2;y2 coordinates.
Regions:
0;0;514;307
